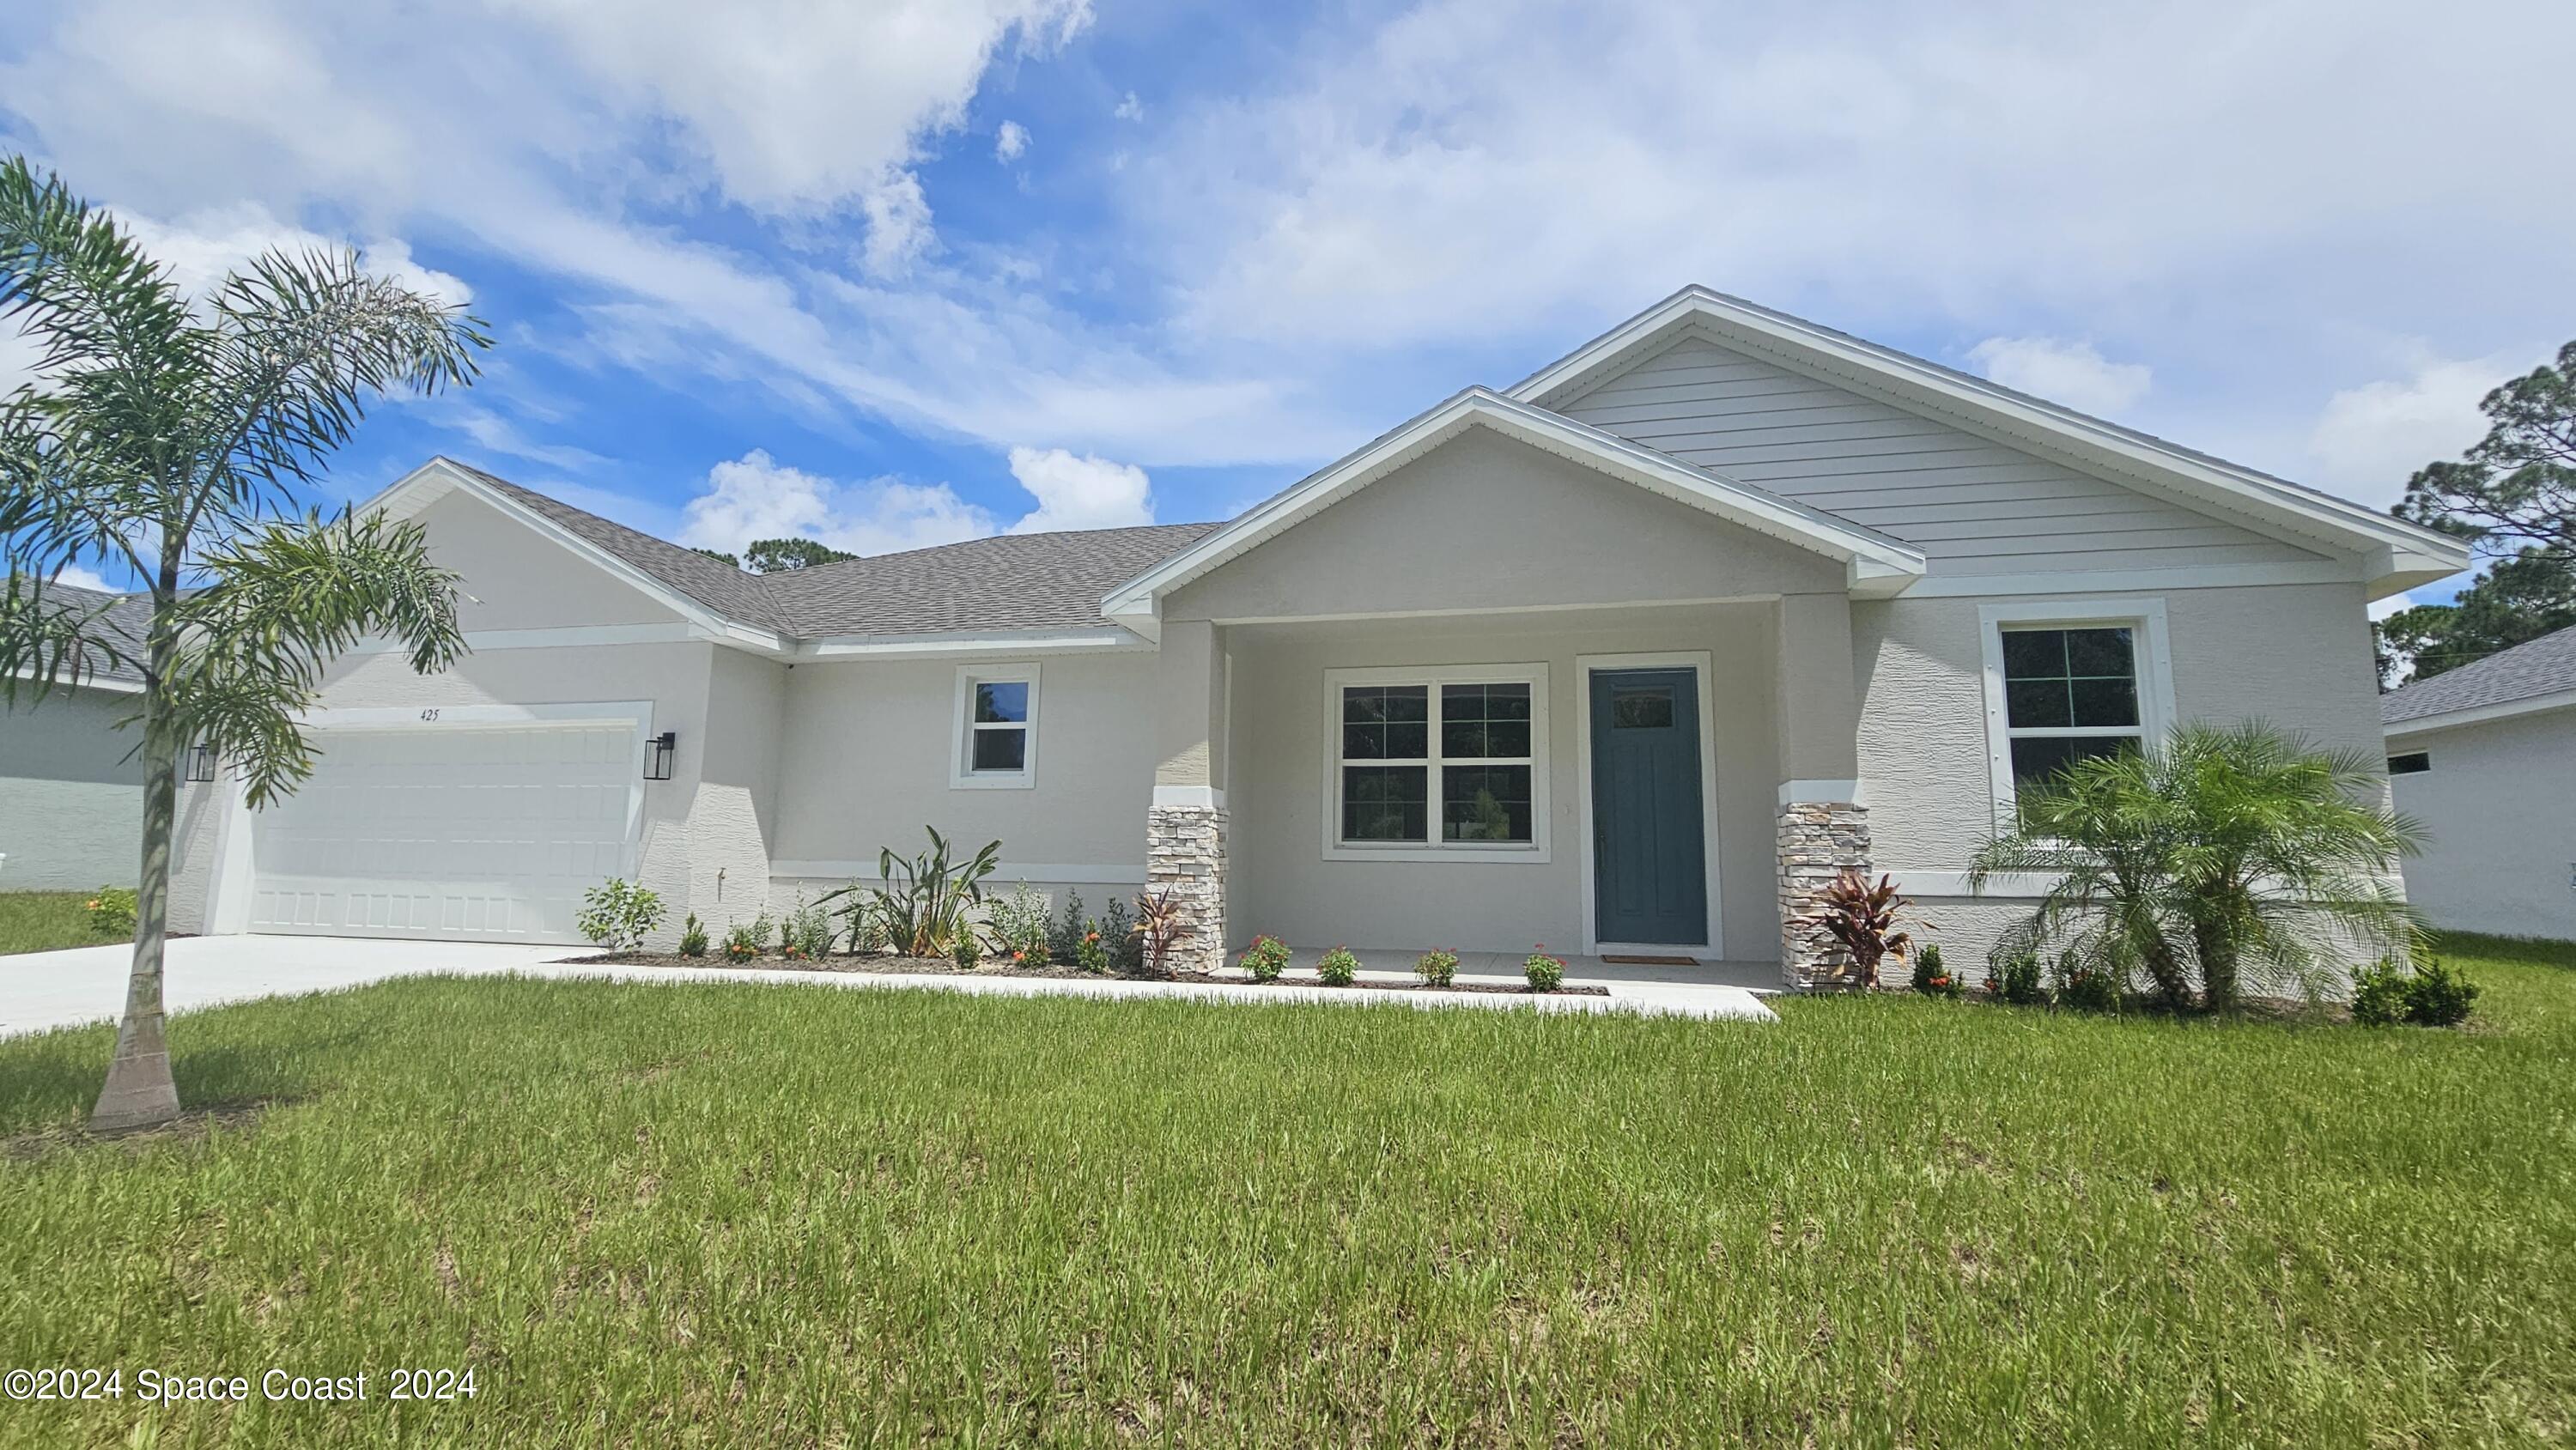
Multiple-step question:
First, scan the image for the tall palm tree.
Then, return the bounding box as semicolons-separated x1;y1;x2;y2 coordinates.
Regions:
1969;722;2426;1011
0;157;488;1131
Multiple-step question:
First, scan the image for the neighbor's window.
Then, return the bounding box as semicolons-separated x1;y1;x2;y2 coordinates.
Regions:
1330;668;1546;855
953;665;1039;787
1999;626;2141;788
2387;751;2431;775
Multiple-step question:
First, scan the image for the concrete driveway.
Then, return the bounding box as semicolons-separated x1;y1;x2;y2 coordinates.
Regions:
3;934;1775;1037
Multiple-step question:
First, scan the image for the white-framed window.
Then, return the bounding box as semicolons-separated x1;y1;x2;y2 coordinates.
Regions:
951;663;1040;789
1977;598;2174;823
1321;664;1550;862
2386;751;2431;775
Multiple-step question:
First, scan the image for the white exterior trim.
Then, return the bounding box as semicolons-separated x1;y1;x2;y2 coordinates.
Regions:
1504;287;2469;596
1777;779;1866;806
1152;785;1226;809
772;860;1150;886
950;662;1040;790
1975;598;2177;829
800;628;1153;659
1104;389;1928;632
1320;662;1553;865
199;699;656;936
1897;560;2364;598
1573;651;1724;958
6;665;144;695
2383;688;2576;739
345;622;708;654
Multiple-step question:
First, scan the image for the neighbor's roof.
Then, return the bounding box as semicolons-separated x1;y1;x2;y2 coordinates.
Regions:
2383;623;2576;729
11;578;151;688
424;462;1221;642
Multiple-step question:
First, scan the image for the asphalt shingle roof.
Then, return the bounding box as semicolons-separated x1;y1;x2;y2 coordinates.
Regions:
16;579;152;687
454;464;1220;641
2383;622;2576;725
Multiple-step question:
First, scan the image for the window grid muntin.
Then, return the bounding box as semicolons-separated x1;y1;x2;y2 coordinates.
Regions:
2000;625;2142;789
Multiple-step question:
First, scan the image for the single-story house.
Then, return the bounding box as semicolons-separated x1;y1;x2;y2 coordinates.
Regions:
1;581;150;891
149;287;2465;987
2383;623;2576;941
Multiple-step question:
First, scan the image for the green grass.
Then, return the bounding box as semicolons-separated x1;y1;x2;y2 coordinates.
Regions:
1;936;2571;1446
0;890;104;956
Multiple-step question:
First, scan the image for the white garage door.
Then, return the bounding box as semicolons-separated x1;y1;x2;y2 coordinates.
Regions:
250;720;640;943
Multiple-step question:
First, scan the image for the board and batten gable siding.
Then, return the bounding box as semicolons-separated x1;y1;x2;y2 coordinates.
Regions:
1554;334;2328;577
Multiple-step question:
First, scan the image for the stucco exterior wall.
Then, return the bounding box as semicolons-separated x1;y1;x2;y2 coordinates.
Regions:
2391;709;2576;940
1857;579;2387;976
414;490;686;631
1164;427;1845;623
1;687;146;889
1225;604;1781;959
768;652;1162;877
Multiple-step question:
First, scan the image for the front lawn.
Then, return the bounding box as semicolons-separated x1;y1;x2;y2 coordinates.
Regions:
0;890;102;956
1;936;2570;1446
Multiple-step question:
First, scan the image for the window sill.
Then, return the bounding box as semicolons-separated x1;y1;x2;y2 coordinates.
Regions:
1324;841;1553;865
951;773;1036;791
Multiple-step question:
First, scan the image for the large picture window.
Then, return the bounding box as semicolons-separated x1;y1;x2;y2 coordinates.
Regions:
1326;666;1548;859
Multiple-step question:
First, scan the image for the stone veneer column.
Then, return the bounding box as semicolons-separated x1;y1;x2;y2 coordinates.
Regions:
1777;800;1874;991
1146;804;1228;974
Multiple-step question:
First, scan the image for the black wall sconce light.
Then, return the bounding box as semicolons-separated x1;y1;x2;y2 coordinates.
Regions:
644;731;677;781
185;743;218;783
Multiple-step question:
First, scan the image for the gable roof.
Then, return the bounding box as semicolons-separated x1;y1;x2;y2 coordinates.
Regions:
2383;623;2576;733
361;458;1222;651
1509;287;2469;598
1101;386;1929;631
6;578;150;690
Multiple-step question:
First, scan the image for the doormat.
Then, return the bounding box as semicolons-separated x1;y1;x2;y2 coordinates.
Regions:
1601;955;1698;966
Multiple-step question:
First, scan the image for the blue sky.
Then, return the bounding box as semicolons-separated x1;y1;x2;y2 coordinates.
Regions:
6;0;2572;615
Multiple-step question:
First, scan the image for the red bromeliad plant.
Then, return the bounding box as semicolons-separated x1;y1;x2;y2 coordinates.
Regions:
1798;870;1922;982
1129;889;1196;977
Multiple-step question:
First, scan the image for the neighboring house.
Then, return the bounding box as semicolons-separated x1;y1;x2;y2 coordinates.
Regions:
2382;624;2576;941
160;287;2465;987
1;581;150;890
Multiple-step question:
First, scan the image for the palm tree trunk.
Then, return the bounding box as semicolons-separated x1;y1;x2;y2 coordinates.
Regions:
2194;909;2241;1014
2139;934;2194;1014
91;589;182;1132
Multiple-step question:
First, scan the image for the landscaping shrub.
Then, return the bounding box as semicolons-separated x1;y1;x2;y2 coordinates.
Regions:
820;827;999;958
1103;895;1144;974
2054;949;2121;1013
721;915;768;963
1797;871;1919;984
986;883;1054;969
1984;949;2046;1006
576;877;665;953
2351;958;2411;1026
2403;957;2481;1026
1910;943;1959;998
1130;890;1195;976
1316;947;1360;986
83;886;136;939
951;933;982;969
1074;921;1110;974
1051;891;1087;964
1415;948;1459;988
677;913;708;958
1525;948;1566;992
1241;935;1290;981
787;899;834;960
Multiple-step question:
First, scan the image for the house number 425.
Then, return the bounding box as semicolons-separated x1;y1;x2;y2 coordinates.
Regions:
418;708;440;722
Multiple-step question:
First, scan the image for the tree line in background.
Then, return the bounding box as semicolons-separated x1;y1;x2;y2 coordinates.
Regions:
2380;341;2576;686
691;537;855;573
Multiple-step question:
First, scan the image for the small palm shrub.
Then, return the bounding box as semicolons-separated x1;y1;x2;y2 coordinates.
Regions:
576;877;665;953
2054;949;2122;1013
1241;935;1291;981
1074;922;1110;974
1316;947;1360;986
1525;948;1566;992
1910;943;1959;998
722;913;769;963
1984;950;2045;1006
84;886;137;938
677;913;708;958
1415;948;1460;987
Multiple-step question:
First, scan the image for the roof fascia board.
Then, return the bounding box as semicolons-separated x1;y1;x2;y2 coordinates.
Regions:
1103;388;1925;616
794;628;1156;660
6;664;143;695
359;458;793;658
1507;289;2470;580
2384;686;2576;738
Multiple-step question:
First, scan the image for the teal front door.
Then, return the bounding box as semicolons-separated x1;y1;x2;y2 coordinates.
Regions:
1589;669;1708;946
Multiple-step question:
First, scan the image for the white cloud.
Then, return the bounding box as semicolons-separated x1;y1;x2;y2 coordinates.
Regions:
1965;337;2152;417
54;563;117;592
1113;91;1143;121
2306;352;2512;507
676;449;998;557
1004;446;1154;532
857;170;937;277
994;120;1030;162
2367;590;2417;622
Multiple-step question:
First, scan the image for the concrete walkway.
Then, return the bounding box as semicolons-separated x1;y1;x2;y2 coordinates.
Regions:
2;936;1776;1037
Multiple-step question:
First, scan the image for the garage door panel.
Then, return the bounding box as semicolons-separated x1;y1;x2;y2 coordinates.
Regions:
250;720;638;943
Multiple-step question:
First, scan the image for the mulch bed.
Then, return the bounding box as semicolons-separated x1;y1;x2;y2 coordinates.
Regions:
552;951;1612;997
